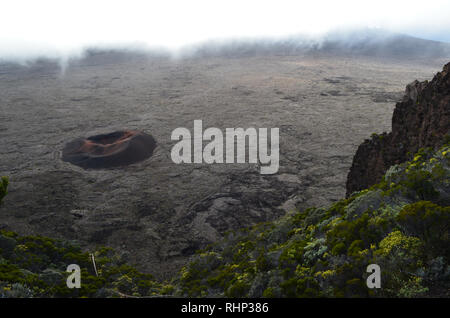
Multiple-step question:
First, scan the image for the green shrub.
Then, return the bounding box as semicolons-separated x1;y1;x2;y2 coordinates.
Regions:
226;280;250;297
396;201;449;258
403;170;439;200
0;176;8;205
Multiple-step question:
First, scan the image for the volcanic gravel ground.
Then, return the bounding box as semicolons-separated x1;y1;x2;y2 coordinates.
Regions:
0;51;445;278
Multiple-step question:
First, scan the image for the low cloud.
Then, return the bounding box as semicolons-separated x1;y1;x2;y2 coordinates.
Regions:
1;0;449;63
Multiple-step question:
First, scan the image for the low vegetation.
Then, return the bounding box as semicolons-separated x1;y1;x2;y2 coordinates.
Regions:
175;142;450;297
1;142;449;297
0;176;8;205
0;231;174;297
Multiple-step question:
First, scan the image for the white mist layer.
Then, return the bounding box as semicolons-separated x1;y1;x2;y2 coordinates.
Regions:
1;0;450;62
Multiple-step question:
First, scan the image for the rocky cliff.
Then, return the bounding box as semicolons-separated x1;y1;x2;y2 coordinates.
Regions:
346;62;450;196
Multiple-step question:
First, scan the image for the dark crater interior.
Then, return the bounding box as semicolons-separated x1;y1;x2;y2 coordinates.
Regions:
62;130;156;169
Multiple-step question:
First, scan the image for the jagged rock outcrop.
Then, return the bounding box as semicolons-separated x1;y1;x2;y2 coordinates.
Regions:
346;62;450;196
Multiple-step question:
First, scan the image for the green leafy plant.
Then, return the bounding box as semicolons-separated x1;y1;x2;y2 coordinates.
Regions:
0;176;8;205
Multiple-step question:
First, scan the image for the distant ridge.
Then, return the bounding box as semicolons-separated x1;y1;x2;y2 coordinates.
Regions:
186;31;450;59
1;29;450;67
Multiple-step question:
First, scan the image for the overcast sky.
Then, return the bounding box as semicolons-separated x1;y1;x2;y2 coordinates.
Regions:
1;0;450;59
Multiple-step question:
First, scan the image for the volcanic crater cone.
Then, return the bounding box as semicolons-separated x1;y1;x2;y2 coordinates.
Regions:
62;130;156;169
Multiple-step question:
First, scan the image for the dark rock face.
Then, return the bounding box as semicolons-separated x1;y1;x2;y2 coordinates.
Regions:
346;62;450;196
62;130;156;169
